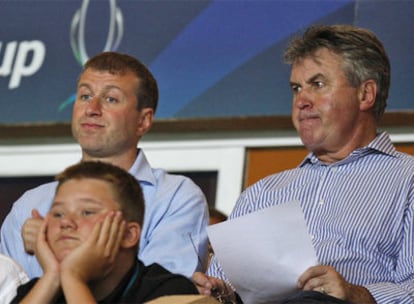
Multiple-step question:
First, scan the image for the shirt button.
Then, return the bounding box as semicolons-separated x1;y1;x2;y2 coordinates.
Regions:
319;199;324;205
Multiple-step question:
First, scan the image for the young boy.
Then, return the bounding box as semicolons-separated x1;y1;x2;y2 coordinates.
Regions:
12;161;198;303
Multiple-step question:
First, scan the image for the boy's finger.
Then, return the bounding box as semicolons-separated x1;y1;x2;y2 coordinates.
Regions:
103;211;124;256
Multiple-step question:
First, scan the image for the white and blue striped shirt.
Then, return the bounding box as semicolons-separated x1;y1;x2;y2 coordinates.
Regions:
208;132;414;303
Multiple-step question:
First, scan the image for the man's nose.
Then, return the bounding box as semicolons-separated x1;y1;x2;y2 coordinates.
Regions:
294;89;313;110
85;96;102;116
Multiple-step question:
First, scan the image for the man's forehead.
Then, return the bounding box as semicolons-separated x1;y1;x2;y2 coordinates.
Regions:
291;50;342;76
292;48;340;66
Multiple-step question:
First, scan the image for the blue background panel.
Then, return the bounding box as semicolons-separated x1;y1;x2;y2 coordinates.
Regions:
0;0;412;124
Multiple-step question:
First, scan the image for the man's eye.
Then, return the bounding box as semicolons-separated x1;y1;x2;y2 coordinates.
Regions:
106;96;118;103
291;85;301;93
80;94;91;101
313;81;324;88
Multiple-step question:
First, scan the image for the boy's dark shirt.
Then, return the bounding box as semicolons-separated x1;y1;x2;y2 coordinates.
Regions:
12;259;198;303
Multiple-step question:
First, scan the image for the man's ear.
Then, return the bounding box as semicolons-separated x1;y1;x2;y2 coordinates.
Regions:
136;108;154;136
121;222;141;249
358;79;377;111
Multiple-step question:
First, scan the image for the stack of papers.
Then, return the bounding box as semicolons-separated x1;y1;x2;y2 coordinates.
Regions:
207;201;318;304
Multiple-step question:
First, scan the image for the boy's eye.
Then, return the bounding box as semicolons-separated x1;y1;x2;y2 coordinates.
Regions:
81;210;96;216
51;211;64;218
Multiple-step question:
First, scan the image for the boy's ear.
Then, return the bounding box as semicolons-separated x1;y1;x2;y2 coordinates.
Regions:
121;222;141;249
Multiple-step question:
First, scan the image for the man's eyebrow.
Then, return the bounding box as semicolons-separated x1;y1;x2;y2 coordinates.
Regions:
77;83;91;90
306;73;324;84
290;72;326;88
102;84;123;92
77;83;122;92
289;80;299;87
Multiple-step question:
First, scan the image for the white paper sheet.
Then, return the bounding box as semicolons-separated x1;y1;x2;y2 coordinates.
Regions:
207;201;318;304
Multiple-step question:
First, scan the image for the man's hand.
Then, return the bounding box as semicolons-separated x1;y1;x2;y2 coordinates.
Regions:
22;209;44;254
297;265;376;303
192;272;236;302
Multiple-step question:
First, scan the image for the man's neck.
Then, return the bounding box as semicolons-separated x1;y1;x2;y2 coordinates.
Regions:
315;132;377;164
314;119;377;164
81;149;138;171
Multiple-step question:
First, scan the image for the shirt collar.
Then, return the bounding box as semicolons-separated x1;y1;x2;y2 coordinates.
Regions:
299;131;396;167
128;149;156;186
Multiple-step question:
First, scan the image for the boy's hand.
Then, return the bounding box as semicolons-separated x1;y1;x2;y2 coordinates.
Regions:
22;209;44;254
60;210;126;283
35;216;60;276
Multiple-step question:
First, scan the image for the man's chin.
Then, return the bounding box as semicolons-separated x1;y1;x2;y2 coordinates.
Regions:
80;145;109;158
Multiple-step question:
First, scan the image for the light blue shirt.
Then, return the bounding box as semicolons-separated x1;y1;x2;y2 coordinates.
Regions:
208;132;414;304
0;149;209;278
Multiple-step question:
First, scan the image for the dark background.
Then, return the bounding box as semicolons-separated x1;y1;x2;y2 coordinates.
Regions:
0;171;217;226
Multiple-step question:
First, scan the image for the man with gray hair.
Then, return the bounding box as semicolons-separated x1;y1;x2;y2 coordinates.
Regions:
193;24;414;304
